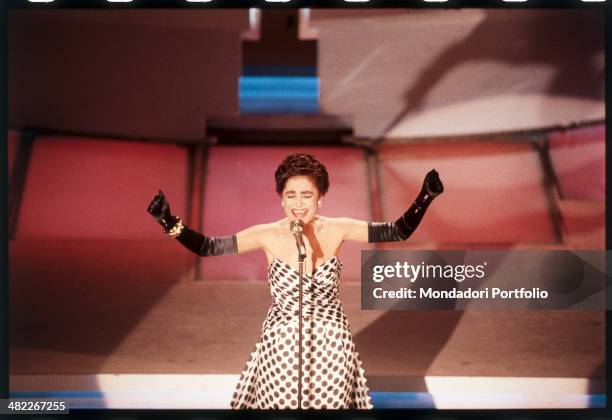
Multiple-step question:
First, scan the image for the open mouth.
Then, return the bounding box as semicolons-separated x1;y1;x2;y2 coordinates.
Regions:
291;209;308;219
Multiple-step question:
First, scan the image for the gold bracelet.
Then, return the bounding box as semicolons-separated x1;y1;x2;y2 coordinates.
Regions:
166;218;184;238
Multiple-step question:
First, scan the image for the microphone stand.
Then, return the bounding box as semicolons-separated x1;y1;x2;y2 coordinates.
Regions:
297;250;305;409
290;220;306;409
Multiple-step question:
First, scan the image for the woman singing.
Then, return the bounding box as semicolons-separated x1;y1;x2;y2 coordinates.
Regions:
147;153;443;409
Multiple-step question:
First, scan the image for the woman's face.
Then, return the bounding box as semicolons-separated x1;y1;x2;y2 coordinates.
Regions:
281;175;322;224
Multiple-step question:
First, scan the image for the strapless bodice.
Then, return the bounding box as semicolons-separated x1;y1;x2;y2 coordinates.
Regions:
265;256;346;325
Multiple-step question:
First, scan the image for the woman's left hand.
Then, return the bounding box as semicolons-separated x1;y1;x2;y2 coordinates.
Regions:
421;169;444;198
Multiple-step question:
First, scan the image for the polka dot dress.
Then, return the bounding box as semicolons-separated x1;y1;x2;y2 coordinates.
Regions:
230;256;373;409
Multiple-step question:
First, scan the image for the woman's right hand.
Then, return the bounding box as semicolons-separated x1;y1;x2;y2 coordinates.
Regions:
148;190;238;255
147;190;175;229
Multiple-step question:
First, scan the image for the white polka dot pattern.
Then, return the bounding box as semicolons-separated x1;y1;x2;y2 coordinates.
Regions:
230;256;373;409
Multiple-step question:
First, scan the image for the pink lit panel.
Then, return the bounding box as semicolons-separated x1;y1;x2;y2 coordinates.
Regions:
378;141;557;246
15;136;188;239
548;124;605;200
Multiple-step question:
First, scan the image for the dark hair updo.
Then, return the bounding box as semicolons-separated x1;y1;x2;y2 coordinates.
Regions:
275;153;329;196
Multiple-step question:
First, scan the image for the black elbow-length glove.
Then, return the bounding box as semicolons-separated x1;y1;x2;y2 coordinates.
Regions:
147;190;237;256
368;169;443;243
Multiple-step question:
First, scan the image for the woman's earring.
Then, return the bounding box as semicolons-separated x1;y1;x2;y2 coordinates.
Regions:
318;200;322;207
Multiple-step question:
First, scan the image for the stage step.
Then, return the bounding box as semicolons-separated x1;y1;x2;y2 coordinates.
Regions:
10;374;605;409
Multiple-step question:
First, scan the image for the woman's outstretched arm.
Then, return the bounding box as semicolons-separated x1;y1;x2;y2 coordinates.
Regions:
147;190;261;256
340;169;444;243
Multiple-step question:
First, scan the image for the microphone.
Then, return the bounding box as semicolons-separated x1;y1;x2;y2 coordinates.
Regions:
290;220;307;262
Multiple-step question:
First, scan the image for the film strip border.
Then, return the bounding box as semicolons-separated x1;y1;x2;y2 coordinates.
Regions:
5;0;609;8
